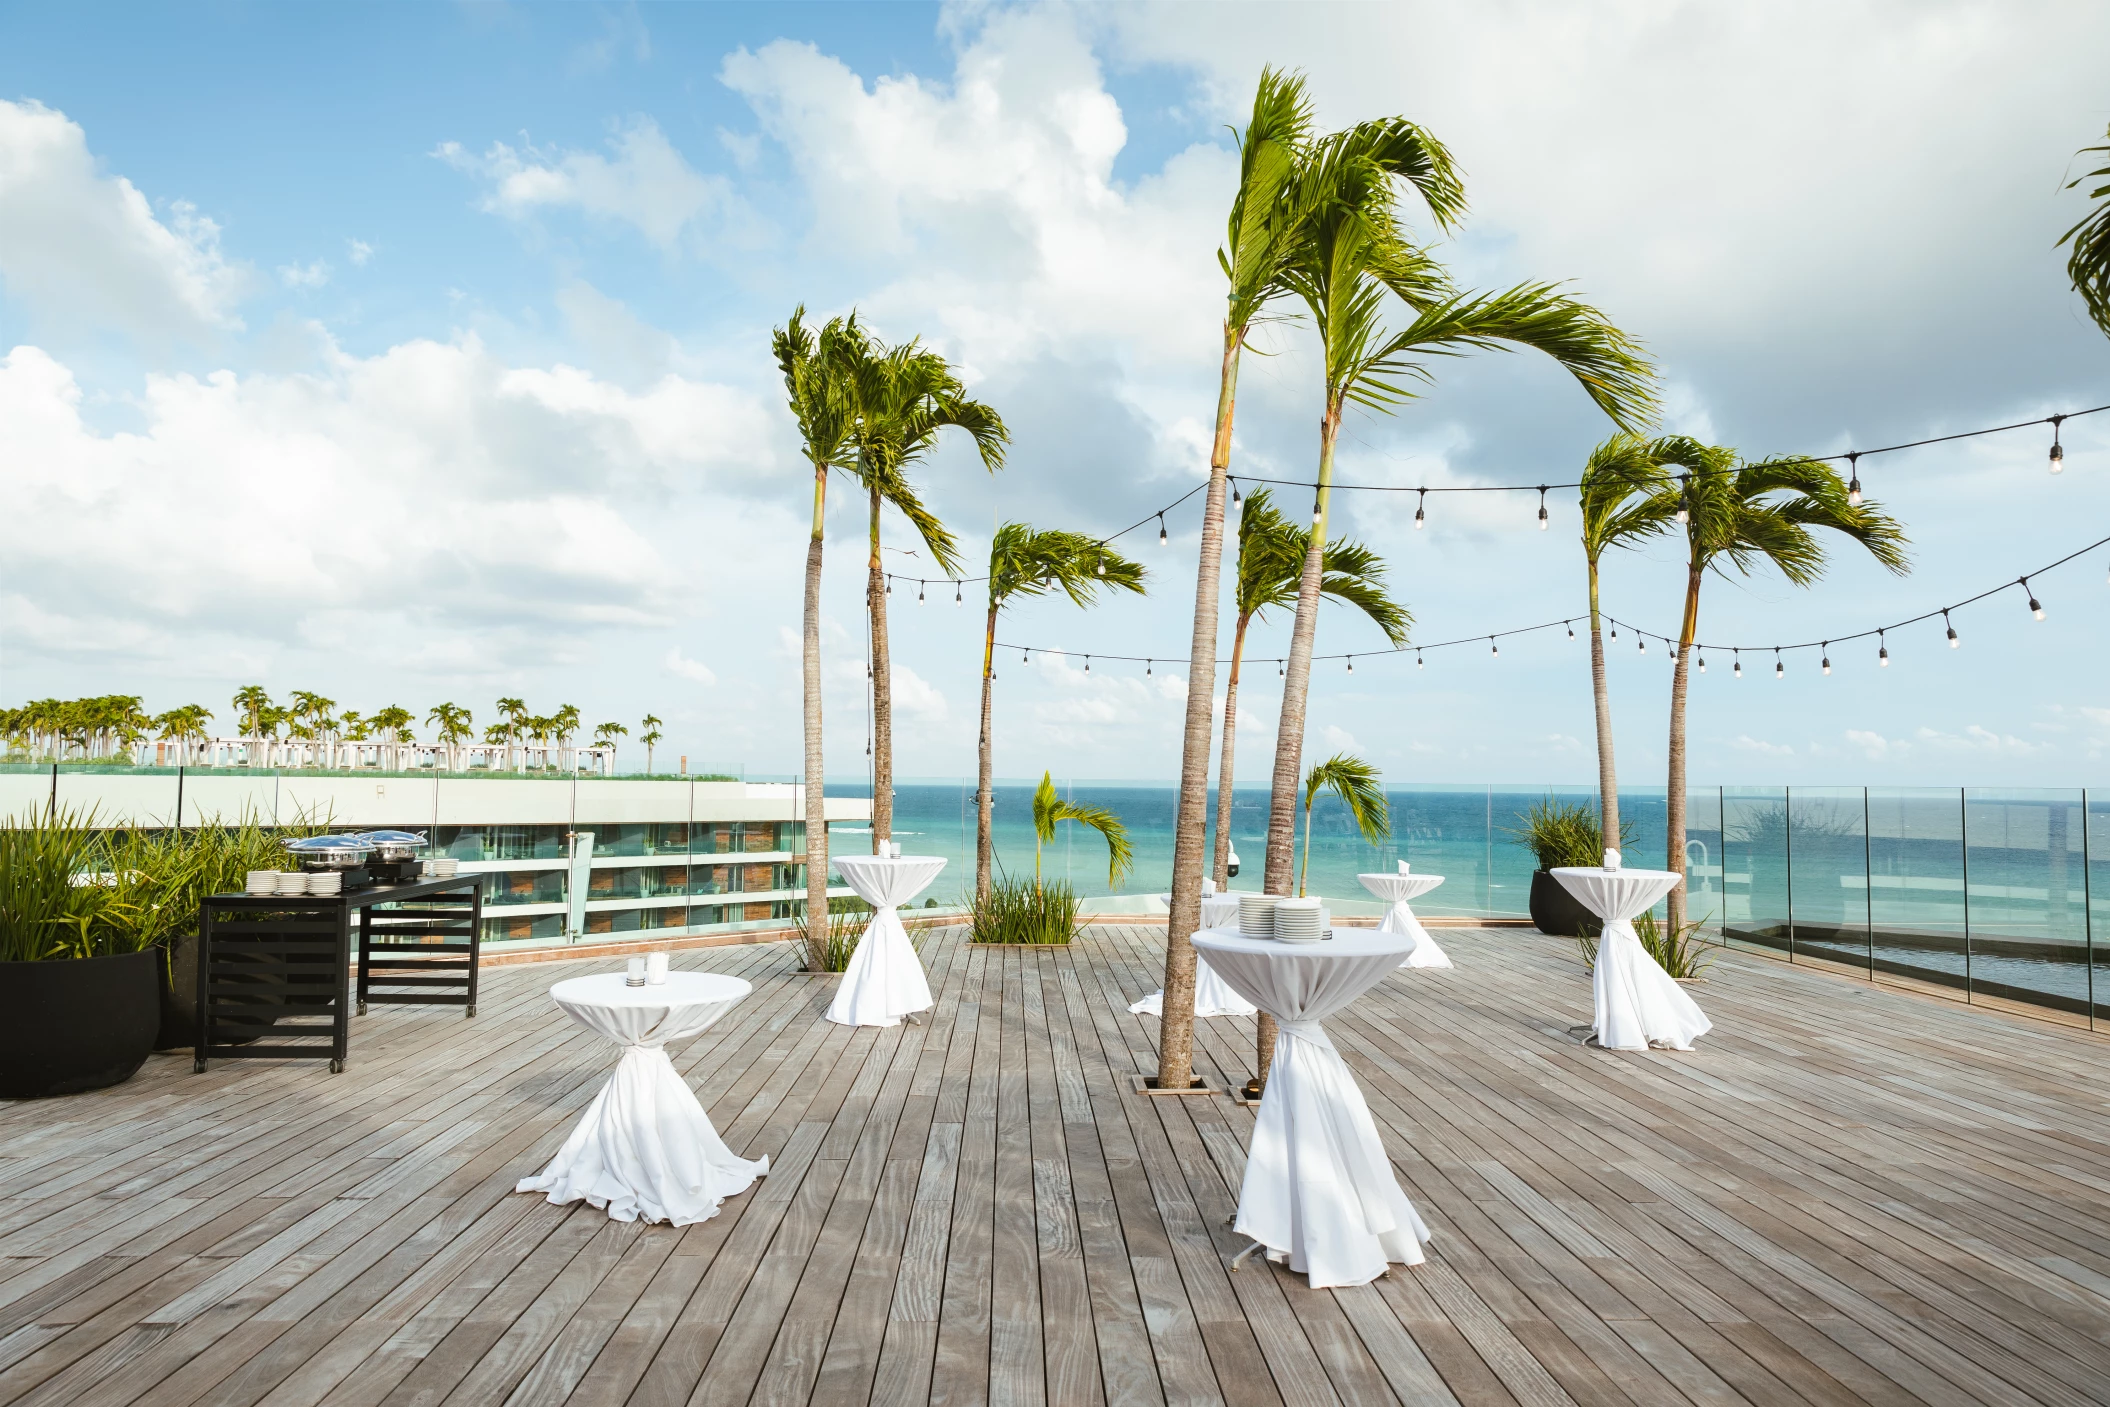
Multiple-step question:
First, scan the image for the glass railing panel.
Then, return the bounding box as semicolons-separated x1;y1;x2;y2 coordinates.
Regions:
1682;788;1725;938
1787;787;1871;975
1964;789;2089;1020
1382;784;1492;917
2089;792;2108;1029
1722;787;1788;955
1868;787;1967;996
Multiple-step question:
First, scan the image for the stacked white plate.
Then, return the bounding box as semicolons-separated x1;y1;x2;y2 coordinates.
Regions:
1274;897;1324;942
246;870;276;896
306;871;342;897
425;856;460;878
277;871;311;896
1238;893;1279;938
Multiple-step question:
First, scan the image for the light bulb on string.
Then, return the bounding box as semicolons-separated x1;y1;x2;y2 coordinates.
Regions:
1945;608;1959;648
1878;630;1889;666
1566;620;1575;639
1158;514;1168;546
1846;451;1862;507
1084;656;1090;674
1346;656;1354;674
2050;414;2066;474
1311;497;1322;524
1416;650;1424;669
1095;558;1104;577
1537;486;1549;530
2022;577;2044;619
1022;649;1030;665
1230;479;1242;510
1774;649;1784;679
1278;659;1284;678
1733;650;1742;678
1637;634;1646;654
1609;622;1617;641
1821;643;1831;675
885;577;892;596
955;580;963;605
1489;637;1499;657
1146;659;1153;675
1676;473;1691;525
917;581;925;605
1697;654;1707;674
1414;489;1426;530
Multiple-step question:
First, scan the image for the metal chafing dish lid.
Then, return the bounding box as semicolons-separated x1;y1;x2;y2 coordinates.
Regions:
356;830;429;848
284;834;375;856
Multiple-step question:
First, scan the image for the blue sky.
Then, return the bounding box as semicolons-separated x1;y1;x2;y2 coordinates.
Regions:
2;1;2109;787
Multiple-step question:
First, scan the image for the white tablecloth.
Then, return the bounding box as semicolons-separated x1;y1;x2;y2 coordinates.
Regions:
1130;894;1256;1016
1193;927;1430;1288
826;855;943;1027
1550;866;1711;1051
515;972;767;1225
1356;874;1451;968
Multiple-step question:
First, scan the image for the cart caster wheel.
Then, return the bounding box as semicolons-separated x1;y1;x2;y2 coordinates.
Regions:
329;1059;344;1074
194;1059;206;1074
357;1002;368;1016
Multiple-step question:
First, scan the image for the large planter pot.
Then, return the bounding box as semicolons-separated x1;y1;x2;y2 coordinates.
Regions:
1528;869;1600;939
0;949;160;1099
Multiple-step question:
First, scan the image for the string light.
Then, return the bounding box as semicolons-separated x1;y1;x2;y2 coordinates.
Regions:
1609;623;1618;641
1537;486;1549;530
1637;634;1646;654
1676;473;1691;525
1489;637;1499;657
1311;497;1323;523
1346;656;1355;674
1733;650;1742;678
917;581;925;605
1278;659;1285;678
1231;479;1242;509
1945;608;1959;648
1566;620;1575;639
1414;489;1426;530
1846;451;1863;508
2022;577;2044;619
1821;643;1831;675
1096;559;1104;577
2050;414;2066;474
885;578;892;596
1158;514;1168;546
1022;648;1030;664
1879;630;1890;666
1416;650;1424;669
1774;649;1784;679
1146;659;1153;675
956;581;963;605
1697;654;1706;674
1084;656;1091;673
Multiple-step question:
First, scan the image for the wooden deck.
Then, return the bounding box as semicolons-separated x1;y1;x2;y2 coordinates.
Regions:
5;925;2110;1407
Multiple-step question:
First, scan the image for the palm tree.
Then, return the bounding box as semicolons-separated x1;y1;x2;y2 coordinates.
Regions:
1210;487;1409;888
153;704;212;765
495;697;527;770
774;306;865;969
594;720;628;774
1298;753;1390;897
640;716;663;774
843;330;1007;854
552;705;582;770
1031;771;1135;890
1259;126;1657;915
2061;123;2110;338
1157;68;1464;1096
428;704;473;771
1655;453;1908;932
232;686;271;767
1576;435;1696;845
369;706;414;771
976;524;1145;903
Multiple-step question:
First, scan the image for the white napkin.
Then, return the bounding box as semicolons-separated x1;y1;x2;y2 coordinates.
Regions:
1396;860;1410;875
1603;848;1622;872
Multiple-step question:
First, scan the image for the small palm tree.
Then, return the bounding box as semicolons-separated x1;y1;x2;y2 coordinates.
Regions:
1211;486;1408;888
495;697;527;771
428;703;473;771
774;306;865;969
976;524;1145;902
1298;753;1390;897
1031;772;1134;890
594;720;628;773
640;718;664;774
2060;123;2110;338
369;705;415;770
843;330;1007;853
1655;453;1909;931
232;686;271;766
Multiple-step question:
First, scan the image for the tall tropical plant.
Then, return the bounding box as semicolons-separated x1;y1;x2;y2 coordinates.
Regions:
976;524;1145;903
428;703;473;771
496;697;528;771
1157;68;1465;1095
843;330;1007;853
1298;753;1390;897
773;306;864;968
640;714;662;773
594;720;627;773
2060;123;2110;339
1655;453;1908;932
1210;487;1408;888
1031;771;1134;890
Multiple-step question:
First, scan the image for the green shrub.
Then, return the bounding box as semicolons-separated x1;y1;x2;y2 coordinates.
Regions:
1633;910;1714;980
1505;797;1635;871
969;877;1078;945
817;895;874;972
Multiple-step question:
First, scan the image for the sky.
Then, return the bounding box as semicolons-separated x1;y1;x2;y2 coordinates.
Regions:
1;0;2108;788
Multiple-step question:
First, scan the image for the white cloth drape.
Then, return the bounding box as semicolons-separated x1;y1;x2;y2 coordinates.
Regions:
1192;928;1430;1288
515;972;767;1225
1550;866;1711;1051
1355;874;1451;968
1131;895;1255;1016
826;855;944;1028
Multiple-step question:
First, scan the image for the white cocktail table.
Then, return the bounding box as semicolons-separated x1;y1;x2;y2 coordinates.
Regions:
515;971;767;1225
827;855;944;1027
1356;873;1451;968
1550;866;1711;1051
1192;926;1430;1288
1131;893;1255;1017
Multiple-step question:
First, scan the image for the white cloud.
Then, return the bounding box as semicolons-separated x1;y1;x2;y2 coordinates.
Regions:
1731;734;1795;757
346;239;373;267
663;649;717;686
889;665;949;723
1317;724;1361;753
0;98;247;342
436;118;738;252
279;259;329;290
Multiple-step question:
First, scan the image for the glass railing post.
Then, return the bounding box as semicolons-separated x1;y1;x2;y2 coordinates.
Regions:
1960;787;1972;1003
1785;785;1795;961
1862;786;1874;978
2086;788;2096;1031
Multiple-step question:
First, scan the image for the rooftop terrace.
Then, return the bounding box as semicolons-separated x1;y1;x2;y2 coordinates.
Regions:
4;925;2108;1406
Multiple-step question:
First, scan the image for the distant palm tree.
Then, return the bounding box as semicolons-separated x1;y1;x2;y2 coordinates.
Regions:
369;706;415;771
976;524;1145;902
1210;487;1408;889
495;697;527;770
232;686;271;767
428;703;473;771
843;329;1007;853
1299;753;1391;897
1654;452;1909;932
1032;771;1134;890
639;715;663;774
594;720;628;774
774;306;865;969
152;704;212;765
1576;435;1693;846
552;705;581;769
2060;123;2110;338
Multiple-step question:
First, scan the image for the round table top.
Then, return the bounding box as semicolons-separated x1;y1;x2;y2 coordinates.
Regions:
1192;925;1415;960
834;853;947;869
1357;872;1445;901
550;971;753;1010
1548;866;1683;922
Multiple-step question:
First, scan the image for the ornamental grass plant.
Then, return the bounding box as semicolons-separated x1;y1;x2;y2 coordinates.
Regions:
969;876;1078;945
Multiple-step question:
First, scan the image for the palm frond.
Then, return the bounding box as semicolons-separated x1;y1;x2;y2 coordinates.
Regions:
987;523;1146;613
2059;123;2110;339
1303;753;1391;845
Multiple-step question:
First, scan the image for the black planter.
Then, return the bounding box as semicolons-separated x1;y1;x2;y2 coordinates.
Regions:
1528;869;1601;939
0;950;160;1099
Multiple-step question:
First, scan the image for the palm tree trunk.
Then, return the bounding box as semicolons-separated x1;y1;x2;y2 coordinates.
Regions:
1256;399;1341;1088
1587;555;1620;848
1155;322;1241;1093
1211;613;1253;888
1664;563;1702;935
802;461;830;971
867;485;892;855
975;603;998;905
1298;801;1312;897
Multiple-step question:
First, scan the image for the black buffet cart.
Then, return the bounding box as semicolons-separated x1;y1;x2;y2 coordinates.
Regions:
195;876;483;1073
